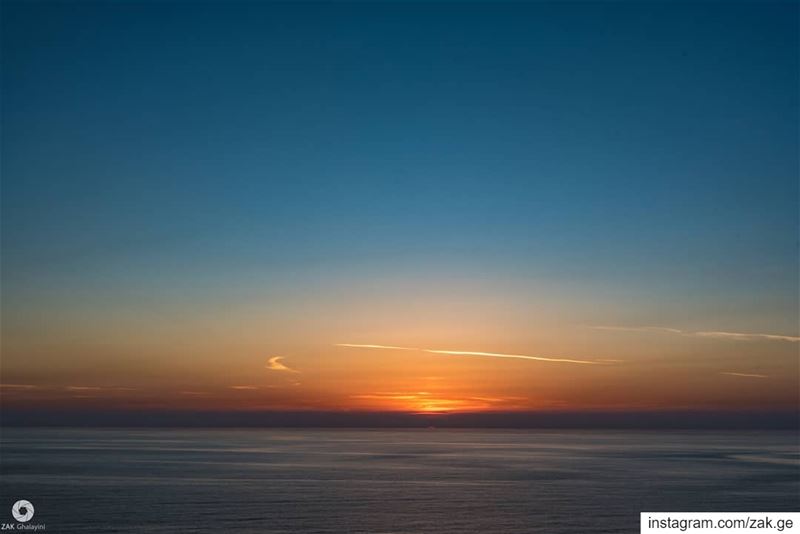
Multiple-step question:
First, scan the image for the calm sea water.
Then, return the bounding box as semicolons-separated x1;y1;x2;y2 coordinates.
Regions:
0;428;797;533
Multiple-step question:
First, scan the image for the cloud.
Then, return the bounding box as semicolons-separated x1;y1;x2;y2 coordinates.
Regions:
3;385;140;398
266;356;299;373
589;326;684;334
720;371;768;379
229;385;259;390
336;344;602;365
335;344;419;350
694;331;799;342
426;349;599;365
351;393;420;400
589;326;799;343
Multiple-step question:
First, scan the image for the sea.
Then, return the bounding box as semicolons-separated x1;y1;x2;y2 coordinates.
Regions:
1;428;798;533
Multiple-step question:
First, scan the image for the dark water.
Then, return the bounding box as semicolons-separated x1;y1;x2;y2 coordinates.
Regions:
1;429;798;533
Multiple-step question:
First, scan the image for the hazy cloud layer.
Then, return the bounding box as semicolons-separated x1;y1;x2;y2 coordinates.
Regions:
590;326;798;342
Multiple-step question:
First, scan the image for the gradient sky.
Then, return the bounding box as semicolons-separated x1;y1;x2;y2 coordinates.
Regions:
2;1;798;414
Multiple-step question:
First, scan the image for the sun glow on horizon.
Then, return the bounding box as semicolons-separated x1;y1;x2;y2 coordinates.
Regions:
349;390;533;413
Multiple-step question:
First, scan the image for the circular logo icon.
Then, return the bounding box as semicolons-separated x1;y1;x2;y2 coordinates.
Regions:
12;500;34;522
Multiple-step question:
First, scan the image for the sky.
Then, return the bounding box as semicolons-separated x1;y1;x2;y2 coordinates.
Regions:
1;1;798;417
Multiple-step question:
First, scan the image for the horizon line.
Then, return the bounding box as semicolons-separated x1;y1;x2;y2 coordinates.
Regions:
2;408;797;430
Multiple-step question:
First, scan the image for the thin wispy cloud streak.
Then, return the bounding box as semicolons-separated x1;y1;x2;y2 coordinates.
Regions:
336;344;601;365
2;384;138;394
590;326;684;334
266;356;300;373
694;331;800;342
426;350;599;365
335;344;419;351
720;372;769;379
590;326;799;343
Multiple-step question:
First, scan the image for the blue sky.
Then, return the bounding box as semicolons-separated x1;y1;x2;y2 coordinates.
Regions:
4;3;797;291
